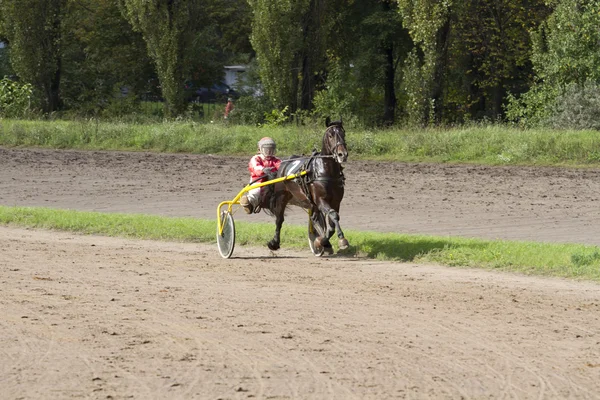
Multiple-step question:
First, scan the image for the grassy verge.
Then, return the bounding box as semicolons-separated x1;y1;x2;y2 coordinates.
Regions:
2;206;600;281
3;119;600;166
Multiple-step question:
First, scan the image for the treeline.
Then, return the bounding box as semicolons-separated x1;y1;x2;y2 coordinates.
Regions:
0;0;598;128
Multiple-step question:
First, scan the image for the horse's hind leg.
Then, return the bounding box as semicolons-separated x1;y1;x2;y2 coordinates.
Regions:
267;195;288;251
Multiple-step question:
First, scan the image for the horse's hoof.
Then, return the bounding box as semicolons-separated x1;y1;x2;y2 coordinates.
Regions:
338;238;349;250
313;237;324;253
268;240;280;251
324;244;334;255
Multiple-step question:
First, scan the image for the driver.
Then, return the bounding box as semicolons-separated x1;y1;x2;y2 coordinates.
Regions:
240;137;282;214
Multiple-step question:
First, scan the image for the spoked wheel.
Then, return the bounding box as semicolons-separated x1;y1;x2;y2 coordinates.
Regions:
308;215;324;257
217;210;235;258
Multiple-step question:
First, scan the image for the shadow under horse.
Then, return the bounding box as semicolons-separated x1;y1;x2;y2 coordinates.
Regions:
262;119;349;255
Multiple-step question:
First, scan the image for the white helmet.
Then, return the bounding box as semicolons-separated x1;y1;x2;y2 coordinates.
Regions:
258;137;276;157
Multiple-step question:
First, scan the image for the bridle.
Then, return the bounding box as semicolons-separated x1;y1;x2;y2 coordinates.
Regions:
324;125;348;164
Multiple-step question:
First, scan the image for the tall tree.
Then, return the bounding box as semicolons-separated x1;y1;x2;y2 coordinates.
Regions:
60;0;155;112
248;0;328;114
449;0;549;120
187;0;254;89
506;0;600;125
531;0;600;86
397;0;452;125
362;0;411;124
119;0;204;117
320;0;411;125
0;0;66;112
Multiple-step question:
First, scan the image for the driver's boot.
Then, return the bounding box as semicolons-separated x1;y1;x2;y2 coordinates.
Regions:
240;194;253;214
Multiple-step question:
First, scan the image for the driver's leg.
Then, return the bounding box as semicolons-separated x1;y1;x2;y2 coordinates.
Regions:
241;187;260;214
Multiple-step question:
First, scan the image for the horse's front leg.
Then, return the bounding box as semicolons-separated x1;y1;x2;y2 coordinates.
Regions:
267;209;283;251
312;203;337;255
327;209;349;250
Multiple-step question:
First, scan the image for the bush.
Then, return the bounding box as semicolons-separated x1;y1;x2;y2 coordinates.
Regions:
544;82;600;130
227;94;274;125
0;78;33;118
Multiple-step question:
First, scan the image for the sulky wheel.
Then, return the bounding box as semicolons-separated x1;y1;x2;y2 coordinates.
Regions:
308;215;325;257
217;210;236;258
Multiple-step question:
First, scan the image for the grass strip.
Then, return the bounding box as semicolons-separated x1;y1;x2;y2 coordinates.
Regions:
1;206;600;281
3;119;600;167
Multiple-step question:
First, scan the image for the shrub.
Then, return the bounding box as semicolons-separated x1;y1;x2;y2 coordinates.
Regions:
0;78;33;118
544;81;600;130
227;94;274;126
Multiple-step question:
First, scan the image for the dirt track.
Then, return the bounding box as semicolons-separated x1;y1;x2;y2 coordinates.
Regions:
3;147;600;245
1;147;600;399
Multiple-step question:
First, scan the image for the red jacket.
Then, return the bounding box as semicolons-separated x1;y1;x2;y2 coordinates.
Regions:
249;154;281;182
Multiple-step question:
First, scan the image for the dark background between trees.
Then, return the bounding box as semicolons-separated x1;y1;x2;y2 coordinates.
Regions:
0;0;598;128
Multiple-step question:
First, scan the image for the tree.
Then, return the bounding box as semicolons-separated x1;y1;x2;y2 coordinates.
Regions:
361;0;411;125
186;0;254;91
0;0;66;112
119;0;205;117
248;0;329;114
316;0;411;126
448;0;549;121
397;0;452;125
60;0;155;113
531;0;600;86
507;0;600;125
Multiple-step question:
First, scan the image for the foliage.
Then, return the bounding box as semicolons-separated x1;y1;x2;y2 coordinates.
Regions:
531;0;600;86
227;94;273;126
505;83;559;127
262;106;289;127
0;77;32;117
509;0;600;126
247;0;309;110
397;0;549;125
59;0;155;115
204;0;253;56
544;82;600;130
2;0;600;127
397;0;452;125
448;0;549;121
118;0;206;117
0;0;66;112
312;54;356;122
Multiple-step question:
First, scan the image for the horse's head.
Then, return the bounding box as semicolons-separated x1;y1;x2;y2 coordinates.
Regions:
323;118;348;164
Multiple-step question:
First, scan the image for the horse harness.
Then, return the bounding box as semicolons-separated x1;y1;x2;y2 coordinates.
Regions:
293;152;345;207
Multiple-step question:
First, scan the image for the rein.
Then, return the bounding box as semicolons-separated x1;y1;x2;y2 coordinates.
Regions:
279;154;334;164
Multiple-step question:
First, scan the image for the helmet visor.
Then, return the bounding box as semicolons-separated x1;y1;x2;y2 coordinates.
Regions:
261;145;275;157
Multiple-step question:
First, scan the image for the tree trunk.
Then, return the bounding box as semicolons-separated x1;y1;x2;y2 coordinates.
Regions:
47;56;62;112
46;4;64;113
431;16;451;124
382;44;396;125
301;51;312;111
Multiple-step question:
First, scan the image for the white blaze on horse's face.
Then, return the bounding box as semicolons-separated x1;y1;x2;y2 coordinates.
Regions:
324;123;348;164
333;129;348;164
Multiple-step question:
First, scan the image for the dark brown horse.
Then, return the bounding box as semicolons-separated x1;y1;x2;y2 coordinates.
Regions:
262;119;349;255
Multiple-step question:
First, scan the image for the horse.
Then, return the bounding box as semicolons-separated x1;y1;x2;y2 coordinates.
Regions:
261;118;349;255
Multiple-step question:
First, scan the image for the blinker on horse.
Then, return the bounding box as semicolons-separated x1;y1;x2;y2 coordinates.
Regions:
262;118;349;255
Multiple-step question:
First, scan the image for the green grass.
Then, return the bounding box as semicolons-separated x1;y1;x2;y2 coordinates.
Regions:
3;119;600;166
2;205;600;281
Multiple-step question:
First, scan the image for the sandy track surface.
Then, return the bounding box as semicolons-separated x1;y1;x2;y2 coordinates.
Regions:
2;227;599;399
2;147;600;399
2;147;600;245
